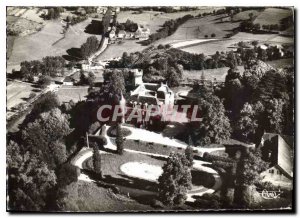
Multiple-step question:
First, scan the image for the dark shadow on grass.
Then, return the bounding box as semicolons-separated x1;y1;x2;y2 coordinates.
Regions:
84;20;103;35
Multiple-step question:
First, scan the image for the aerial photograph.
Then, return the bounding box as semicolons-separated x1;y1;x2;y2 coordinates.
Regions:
6;6;294;212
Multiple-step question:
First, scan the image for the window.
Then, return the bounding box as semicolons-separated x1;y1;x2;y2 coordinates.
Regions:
269;169;274;174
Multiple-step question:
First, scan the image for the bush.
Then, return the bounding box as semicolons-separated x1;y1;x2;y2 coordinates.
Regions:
90;135;107;147
203;152;234;163
205;35;208;38
57;163;80;187
157;44;165;49
29;93;37;99
107;125;132;137
150;199;165;208
195;193;221;209
211;33;216;37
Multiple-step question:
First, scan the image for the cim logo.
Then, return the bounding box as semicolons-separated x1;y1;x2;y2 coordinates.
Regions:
258;189;283;200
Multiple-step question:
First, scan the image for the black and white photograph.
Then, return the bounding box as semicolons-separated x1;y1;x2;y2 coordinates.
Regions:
5;2;296;213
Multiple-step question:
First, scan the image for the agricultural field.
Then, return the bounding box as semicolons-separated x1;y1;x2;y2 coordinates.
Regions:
253;7;293;26
7;7;46;24
56;86;89;103
7;18;102;73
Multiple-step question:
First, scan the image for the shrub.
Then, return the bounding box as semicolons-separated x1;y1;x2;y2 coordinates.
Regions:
107;125;131;137
195;193;221;209
150;199;165;208
211;33;216;37
57;163;80;187
205;35;208;38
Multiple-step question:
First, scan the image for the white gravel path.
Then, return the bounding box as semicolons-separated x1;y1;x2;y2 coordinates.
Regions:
71;125;223;202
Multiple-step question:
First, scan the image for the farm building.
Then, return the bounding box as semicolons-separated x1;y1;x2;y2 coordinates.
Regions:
259;133;293;189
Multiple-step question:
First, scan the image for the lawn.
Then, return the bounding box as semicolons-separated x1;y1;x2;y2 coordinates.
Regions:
7;18;101;73
82;150;214;199
56;86;89;103
253;8;293;26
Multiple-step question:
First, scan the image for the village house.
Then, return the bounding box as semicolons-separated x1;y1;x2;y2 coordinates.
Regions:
96;6;107;14
135;26;150;40
63;76;74;86
117;30;126;39
259;133;293;189
109;29;116;41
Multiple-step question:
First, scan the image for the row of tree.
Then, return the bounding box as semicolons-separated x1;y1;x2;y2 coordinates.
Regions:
18;56;66;82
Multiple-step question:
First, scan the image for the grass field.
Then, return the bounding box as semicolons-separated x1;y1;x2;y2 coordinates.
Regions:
117;7;225;33
253;8;293;26
180;32;293;55
7;81;41;116
56;86;89;103
182;66;245;82
96;40;145;61
153;14;241;47
61;180;152;212
266;58;293;69
232;9;260;21
7;18;101;73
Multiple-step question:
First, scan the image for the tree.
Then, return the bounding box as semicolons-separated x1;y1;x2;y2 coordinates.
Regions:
116;123;124;155
265;98;285;133
211;33;216;37
235;102;259;142
234;148;269;208
38;75;52;88
92;145;102;178
7;141;57;211
22;108;71;169
158;153;192;206
184;145;194;167
80;36;99;59
57;163;80;188
196;94;232;146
